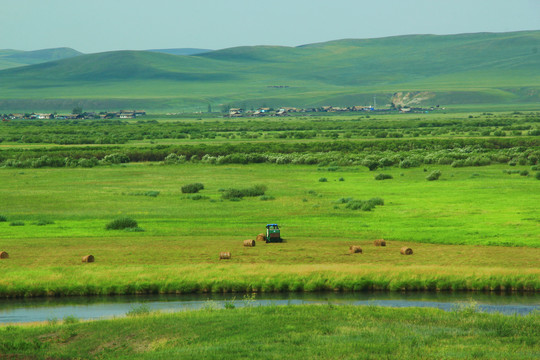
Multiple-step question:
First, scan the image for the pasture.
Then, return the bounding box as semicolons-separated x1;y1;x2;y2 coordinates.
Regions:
0;161;538;296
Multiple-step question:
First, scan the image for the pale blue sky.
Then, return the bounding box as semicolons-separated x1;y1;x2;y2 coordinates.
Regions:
2;0;539;53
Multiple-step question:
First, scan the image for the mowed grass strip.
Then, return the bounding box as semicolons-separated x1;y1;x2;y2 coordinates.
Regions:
0;305;538;359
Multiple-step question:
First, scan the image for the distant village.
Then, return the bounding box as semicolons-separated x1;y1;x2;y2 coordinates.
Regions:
227;105;441;117
1;104;441;121
2;110;147;121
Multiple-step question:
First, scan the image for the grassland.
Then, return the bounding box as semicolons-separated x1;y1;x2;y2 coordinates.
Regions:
0;111;538;359
0;31;539;111
1;305;538;359
0;161;538;296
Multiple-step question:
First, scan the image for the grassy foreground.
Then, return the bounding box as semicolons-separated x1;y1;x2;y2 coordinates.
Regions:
1;305;538;359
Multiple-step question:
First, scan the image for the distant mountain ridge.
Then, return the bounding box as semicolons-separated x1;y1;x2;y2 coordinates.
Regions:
0;47;83;70
147;48;213;56
0;31;539;111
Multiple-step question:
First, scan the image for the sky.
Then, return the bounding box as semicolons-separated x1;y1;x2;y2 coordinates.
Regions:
1;0;539;53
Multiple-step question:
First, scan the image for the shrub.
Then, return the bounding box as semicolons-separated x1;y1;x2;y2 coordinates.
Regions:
190;194;209;200
34;219;54;226
144;191;160;197
520;170;529;176
399;159;413;168
318;177;328;182
335;197;353;204
338;177;345;181
63;315;79;325
181;183;204;194
222;185;267;199
105;217;138;230
126;303;151;317
362;159;379;171
346;197;384;211
0;215;6;222
164;153;186;164
426;170;442;181
101;153;130;164
375;173;393;180
345;200;367;211
9;221;25;226
535;172;540;180
260;195;275;201
368;197;384;206
78;157;98;168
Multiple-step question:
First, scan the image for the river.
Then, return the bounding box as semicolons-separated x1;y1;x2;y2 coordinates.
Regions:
1;292;538;324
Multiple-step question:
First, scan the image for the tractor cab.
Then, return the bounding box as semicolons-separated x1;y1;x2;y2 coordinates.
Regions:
265;224;282;243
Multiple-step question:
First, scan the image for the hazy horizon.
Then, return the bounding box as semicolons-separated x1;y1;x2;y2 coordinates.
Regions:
2;0;539;53
4;29;540;54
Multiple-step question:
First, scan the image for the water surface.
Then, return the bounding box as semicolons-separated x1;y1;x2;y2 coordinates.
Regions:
1;292;538;324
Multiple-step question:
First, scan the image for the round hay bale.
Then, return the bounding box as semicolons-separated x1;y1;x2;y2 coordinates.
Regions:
0;251;9;259
82;255;95;263
219;252;231;260
400;247;413;255
243;239;256;247
256;233;266;242
350;246;362;254
374;239;386;247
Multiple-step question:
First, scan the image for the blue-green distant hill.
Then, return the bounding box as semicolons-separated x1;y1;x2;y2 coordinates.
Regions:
0;47;82;70
0;31;538;112
147;48;213;56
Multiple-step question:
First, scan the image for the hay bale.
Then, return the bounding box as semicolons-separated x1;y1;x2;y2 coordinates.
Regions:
350;246;362;254
400;247;413;255
82;255;95;263
256;233;266;242
374;239;386;247
0;251;9;259
243;239;256;247
219;252;231;260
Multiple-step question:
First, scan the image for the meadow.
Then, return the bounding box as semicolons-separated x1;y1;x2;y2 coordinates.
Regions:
0;159;538;296
0;111;539;359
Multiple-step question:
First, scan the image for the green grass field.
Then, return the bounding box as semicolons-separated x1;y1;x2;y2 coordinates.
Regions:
0;162;538;296
1;305;538;359
0;112;538;359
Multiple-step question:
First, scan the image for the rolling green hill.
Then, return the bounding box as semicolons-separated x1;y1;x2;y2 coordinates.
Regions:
0;31;539;112
148;48;213;56
0;47;82;70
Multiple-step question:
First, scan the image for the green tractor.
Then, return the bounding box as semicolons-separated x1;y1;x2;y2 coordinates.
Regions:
265;224;282;243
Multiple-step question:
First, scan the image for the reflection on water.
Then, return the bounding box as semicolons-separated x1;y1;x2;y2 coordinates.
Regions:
1;292;538;323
